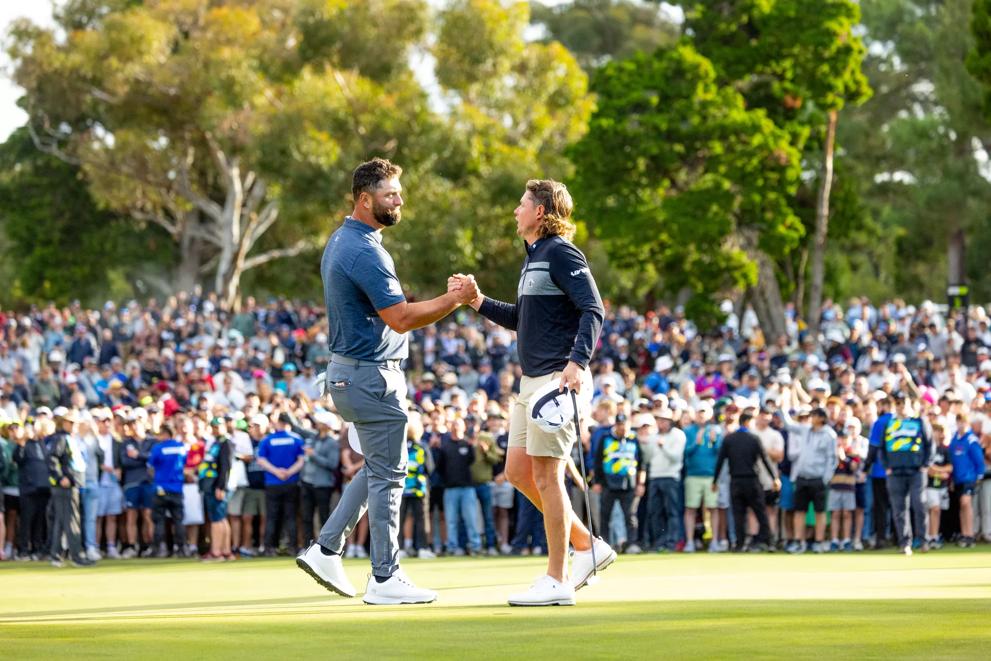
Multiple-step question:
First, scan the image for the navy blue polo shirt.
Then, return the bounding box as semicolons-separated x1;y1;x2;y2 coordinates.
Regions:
256;430;305;486
321;217;408;361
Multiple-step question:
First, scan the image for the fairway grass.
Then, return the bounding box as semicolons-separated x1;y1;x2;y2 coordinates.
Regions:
2;549;990;659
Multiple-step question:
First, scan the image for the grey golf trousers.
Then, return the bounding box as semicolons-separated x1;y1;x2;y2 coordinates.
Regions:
888;471;925;548
317;358;408;578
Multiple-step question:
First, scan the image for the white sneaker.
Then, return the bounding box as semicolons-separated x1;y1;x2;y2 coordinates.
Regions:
487;547;499;557
121;547;138;559
86;547;102;562
417;549;437;560
683;541;696;553
571;537;617;591
625;543;643;555
499;543;513;555
295;543;357;598
853;539;864;552
354;546;369;559
508;575;575;607
901;545;913;556
363;569;437;605
106;545;121;560
397;550;409;560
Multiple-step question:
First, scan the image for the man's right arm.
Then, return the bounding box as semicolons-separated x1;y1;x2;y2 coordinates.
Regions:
379;288;475;334
352;250;476;334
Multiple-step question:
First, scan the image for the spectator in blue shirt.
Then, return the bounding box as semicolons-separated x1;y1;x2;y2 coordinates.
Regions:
148;422;188;557
950;414;986;548
682;403;721;552
255;414;305;556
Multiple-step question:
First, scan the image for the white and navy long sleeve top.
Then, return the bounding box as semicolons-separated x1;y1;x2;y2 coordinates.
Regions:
478;236;604;377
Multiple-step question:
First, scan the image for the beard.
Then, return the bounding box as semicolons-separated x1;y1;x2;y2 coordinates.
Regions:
373;200;401;227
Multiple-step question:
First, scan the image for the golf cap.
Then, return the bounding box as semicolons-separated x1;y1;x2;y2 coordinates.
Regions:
527;381;588;434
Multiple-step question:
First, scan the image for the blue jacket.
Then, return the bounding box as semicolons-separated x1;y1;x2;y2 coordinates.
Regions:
683;424;722;477
257;430;305;486
867;413;891;478
148;439;187;494
949;431;986;485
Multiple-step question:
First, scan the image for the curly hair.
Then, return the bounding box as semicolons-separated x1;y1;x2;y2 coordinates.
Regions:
526;179;576;241
352;157;402;202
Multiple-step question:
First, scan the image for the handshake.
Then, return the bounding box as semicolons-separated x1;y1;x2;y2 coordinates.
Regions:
447;273;483;308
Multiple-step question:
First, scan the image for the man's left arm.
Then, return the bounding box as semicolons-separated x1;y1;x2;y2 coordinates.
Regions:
549;244;605;391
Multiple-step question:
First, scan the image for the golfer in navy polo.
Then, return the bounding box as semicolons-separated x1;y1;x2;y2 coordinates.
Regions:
297;158;478;605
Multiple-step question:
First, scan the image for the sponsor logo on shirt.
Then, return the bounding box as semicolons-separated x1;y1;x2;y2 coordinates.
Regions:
162;446;185;456
270;438;297;447
570;267;589;277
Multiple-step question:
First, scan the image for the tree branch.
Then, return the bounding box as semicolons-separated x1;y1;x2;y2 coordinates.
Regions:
132;209;179;238
243;202;280;253
176;148;224;223
241;239;311;271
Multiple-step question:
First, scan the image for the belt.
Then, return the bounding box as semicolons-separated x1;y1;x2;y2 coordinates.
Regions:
330;354;402;369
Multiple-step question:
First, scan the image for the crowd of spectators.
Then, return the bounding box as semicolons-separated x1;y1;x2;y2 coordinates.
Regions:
1;290;989;566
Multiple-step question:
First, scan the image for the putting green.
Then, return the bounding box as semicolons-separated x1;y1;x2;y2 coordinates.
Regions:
2;548;990;659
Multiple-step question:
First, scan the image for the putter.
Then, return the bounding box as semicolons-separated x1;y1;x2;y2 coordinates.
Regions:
570;389;598;585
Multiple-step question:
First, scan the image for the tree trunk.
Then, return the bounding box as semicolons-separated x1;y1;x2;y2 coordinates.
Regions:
174;228;203;294
948;227;966;285
807;109;838;345
748;249;789;344
794;246;808;315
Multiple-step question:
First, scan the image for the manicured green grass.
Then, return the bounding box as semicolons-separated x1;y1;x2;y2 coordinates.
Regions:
2;548;990;659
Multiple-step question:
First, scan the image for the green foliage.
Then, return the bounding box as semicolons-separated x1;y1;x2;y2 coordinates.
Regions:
529;0;679;72
0;128;169;305
570;44;803;323
839;0;991;301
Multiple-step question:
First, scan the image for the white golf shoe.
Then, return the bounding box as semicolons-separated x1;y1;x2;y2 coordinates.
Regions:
571;537;617;591
508;575;576;607
363;569;437;605
296;543;357;598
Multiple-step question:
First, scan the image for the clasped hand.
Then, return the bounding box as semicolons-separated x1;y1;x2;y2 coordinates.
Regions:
447;273;480;306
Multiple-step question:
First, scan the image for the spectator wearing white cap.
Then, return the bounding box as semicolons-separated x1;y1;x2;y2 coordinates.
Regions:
752;408;785;544
641;410;685;552
47;408;92;566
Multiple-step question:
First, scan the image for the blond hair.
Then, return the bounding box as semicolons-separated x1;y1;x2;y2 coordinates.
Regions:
526;179;576;241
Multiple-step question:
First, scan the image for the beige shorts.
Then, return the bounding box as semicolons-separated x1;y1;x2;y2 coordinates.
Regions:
509;369;592;459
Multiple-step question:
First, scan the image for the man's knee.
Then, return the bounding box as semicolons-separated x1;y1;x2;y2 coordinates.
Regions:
531;459;561;493
505;457;532;490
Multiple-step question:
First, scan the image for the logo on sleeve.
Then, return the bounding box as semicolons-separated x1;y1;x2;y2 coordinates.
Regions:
570;267;589;277
387;279;403;296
